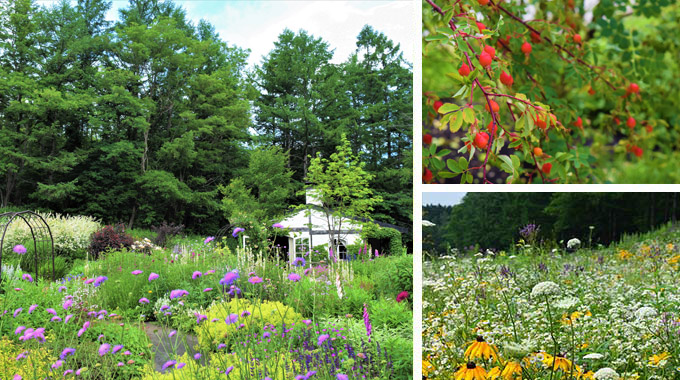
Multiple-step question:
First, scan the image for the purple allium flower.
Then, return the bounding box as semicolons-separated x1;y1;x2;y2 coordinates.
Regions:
28;304;38;314
248;276;263;284
13;308;22;317
51;316;62;322
52;360;64;369
16;351;28;360
84;278;95;284
232;227;244;237
139;297;150;304
93;276;108;287
60;348;76;360
288;273;301;282
272;223;284;229
63;299;73;310
131;270;143;275
302;319;312;325
13;244;27;254
293;257;306;267
195;313;207;324
169;289;189;299
203;287;213;292
263;332;271;339
193;353;201;360
117;362;124;367
225;313;238;324
63;370;73;376
169;330;177;338
241;310;251;317
336;375;349;380
162;360;176;370
15;326;26;335
64;314;74;324
148;273;159;282
204;236;215;244
176;362;186;369
191;271;202;280
221;271;239;286
113;345;124;354
218;343;227;349
317;334;330;346
22;273;33;283
13;374;22;380
46;308;57;316
99;343;110;356
160;305;170;311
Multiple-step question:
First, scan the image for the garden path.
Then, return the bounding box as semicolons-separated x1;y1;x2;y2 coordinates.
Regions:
142;322;202;372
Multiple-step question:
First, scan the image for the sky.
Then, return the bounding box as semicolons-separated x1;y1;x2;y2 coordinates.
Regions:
422;192;466;206
36;0;414;68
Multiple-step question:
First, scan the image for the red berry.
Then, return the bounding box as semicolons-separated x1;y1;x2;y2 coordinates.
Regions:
533;147;543;157
628;83;639;94
485;100;500;113
500;71;514;86
631;146;643;158
613;117;620;125
423;133;432;145
521;42;532;55
627;117;636;129
536;117;547;130
423;167;433;183
483;45;496;59
433;100;443;113
458;63;471;77
486;121;497;136
646;125;653;133
478;0;490;5
573;116;583;129
542;162;552;175
476;22;487;33
588;87;595;95
531;31;542;44
573;34;582;44
473;132;490;150
479;51;493;67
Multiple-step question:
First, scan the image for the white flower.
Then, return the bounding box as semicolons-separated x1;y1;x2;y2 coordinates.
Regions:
567;238;581;249
634;306;657;319
531;281;561;298
583;353;604;359
594;367;619;380
553;296;579;310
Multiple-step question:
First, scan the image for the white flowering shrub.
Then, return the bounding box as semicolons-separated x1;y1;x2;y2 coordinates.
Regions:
3;213;100;260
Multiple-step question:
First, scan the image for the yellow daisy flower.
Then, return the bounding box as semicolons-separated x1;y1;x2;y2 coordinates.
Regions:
649;352;671;367
543;353;573;373
454;362;487;380
464;336;499;361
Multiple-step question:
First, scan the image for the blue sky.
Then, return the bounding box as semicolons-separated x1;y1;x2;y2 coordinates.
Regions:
422;192;466;206
37;1;413;68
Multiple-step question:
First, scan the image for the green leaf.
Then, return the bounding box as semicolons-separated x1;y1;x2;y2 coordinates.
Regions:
437;171;457;178
450;113;464;132
453;85;468;99
459;156;469;170
466;173;473;183
510;154;520;169
462;107;475;124
436;149;452;157
447;159;461;173
438;103;459;114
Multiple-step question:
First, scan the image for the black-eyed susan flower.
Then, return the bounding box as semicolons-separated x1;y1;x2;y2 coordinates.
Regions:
454;362;487;380
649;352;671;367
543;353;573;373
422;359;435;378
464;335;498;361
501;361;523;379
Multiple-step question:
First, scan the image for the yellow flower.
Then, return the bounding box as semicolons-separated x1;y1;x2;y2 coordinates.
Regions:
649;352;671;367
666;243;674;251
668;255;680;265
464;336;499;361
454;362;487;380
619;249;632;260
500;361;523;379
543;353;573;373
487;367;502;379
422;360;435;377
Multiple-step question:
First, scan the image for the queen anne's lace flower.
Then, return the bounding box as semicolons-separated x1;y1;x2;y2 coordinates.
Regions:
594;367;619;380
634;306;657;319
567;238;581;249
531;281;561;298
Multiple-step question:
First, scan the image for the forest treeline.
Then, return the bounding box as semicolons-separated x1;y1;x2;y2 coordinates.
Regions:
424;193;679;253
0;0;412;233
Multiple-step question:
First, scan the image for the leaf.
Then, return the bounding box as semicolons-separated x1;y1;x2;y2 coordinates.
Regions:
466;173;473;183
462;107;475;124
498;155;513;170
449;113;464;132
510;154;520;169
436;149;452;157
459;156;469;170
447;159;461;173
438;103;459;114
453;85;468;99
437;171;457;178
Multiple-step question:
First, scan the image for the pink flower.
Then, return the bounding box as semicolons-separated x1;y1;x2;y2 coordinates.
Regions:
65;314;74;324
177;362;186;369
13;244;27;254
63;299;73;310
13;308;22;317
139;298;150;304
148;273;159;282
22;274;33;282
99;343;110;356
169;289;189;299
203;288;213;292
162;360;176;370
169;330;177;338
396;291;409;302
249;276;263;284
131;270;143;275
28;304;38;313
113;345;124;354
225;313;238;324
46;308;57;316
288;273;301;282
191;271;202;279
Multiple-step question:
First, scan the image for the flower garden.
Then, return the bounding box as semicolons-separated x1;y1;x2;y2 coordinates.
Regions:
422;224;680;380
0;213;412;380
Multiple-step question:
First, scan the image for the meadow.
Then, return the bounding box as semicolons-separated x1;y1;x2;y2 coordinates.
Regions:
422;224;680;380
0;213;412;380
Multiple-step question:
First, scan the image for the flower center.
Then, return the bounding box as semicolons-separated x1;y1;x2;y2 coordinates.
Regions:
467;362;476;369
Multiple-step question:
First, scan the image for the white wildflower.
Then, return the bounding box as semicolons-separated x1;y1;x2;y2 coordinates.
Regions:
531;281;561;298
594;367;619;380
553;296;579;310
635;306;657;319
583;353;605;359
567;238;581;249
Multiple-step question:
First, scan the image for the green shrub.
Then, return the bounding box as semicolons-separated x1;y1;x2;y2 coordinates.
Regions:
367;298;412;330
371;254;413;297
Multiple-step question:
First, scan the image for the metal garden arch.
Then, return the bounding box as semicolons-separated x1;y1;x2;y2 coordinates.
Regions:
0;211;55;282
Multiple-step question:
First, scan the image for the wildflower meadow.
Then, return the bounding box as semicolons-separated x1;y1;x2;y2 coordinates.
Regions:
423;223;680;380
0;217;412;380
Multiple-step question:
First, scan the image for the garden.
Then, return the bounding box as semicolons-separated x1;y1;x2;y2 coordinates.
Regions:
423;215;680;380
0;212;413;380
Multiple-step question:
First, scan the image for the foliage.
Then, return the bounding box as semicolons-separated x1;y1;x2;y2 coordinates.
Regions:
89;224;134;259
370;254;414;297
302;134;382;255
1;212;100;261
150;222;184;247
362;223;403;256
423;0;680;184
196;298;303;350
0;336;55;379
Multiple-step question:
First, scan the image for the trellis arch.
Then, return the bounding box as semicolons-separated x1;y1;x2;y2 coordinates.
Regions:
0;211;55;282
